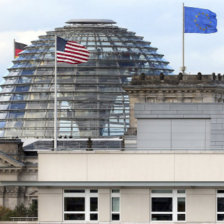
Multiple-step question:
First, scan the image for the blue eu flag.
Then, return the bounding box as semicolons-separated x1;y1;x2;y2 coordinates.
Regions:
184;7;217;33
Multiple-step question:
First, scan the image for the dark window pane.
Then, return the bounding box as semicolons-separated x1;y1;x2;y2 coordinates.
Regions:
64;214;85;220
90;213;98;220
178;214;185;221
152;190;172;194
112;214;120;221
152;214;172;221
152;198;172;212
112;189;120;193
90;197;98;211
218;198;224;212
177;190;185;194
218;190;224;194
10;103;26;110
15;86;29;92
178;198;185;212
218;214;224;221
64;190;85;193
64;198;85;211
90;189;98;193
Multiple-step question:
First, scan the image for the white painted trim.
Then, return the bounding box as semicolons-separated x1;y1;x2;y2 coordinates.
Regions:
151;189;186;222
63;189;98;222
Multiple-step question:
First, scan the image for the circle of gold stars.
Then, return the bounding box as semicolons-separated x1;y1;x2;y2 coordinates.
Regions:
194;12;212;31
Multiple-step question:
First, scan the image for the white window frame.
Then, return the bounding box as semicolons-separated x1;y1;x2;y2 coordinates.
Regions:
217;190;224;222
63;189;98;222
151;189;186;222
111;189;120;221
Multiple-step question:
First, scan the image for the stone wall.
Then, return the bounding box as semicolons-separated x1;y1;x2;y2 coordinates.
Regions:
124;74;224;132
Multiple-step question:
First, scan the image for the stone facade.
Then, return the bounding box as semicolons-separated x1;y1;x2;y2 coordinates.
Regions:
0;139;38;209
124;73;224;132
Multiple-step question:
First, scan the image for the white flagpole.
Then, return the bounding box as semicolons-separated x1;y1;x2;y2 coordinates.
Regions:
181;2;186;73
54;35;58;150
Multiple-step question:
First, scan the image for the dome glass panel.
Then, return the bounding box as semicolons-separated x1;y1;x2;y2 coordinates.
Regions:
0;20;173;138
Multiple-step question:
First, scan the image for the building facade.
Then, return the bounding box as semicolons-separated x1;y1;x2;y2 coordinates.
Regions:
0;19;224;224
1;74;224;223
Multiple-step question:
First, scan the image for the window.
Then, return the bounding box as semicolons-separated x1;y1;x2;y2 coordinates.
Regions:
111;189;120;221
31;199;38;217
217;190;224;221
151;190;186;222
64;189;98;221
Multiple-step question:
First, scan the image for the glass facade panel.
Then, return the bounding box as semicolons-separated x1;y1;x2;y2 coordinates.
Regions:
218;198;224;212
64;198;85;211
112;198;120;212
152;214;172;221
0;20;173;138
152;198;172;212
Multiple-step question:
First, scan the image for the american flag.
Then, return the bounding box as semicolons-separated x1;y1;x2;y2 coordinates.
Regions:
56;36;90;64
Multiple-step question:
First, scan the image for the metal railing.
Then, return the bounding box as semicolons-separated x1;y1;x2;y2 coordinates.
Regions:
10;217;38;221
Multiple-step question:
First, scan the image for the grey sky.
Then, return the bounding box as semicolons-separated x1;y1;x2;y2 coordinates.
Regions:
0;0;223;79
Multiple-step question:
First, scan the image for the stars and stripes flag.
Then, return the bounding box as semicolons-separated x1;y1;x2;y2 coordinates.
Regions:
56;36;90;64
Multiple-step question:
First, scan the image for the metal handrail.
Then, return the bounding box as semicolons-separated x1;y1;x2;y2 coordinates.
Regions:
10;217;38;221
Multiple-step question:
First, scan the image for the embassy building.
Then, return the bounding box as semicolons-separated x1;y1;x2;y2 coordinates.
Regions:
1;19;224;224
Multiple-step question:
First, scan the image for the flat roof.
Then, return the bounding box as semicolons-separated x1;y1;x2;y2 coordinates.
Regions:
66;19;116;24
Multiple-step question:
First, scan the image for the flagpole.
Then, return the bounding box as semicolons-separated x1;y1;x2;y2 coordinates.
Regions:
54;35;57;150
182;2;186;74
14;39;15;59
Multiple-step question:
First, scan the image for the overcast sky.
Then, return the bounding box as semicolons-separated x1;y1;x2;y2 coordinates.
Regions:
0;0;223;81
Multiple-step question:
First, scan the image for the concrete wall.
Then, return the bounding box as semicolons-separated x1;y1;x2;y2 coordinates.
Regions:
186;189;216;223
38;188;63;222
121;189;150;222
39;151;224;182
98;189;110;222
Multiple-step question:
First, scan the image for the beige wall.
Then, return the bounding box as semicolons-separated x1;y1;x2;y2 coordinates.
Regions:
38;188;63;222
39;151;224;182
99;189;110;222
121;189;150;222
186;189;216;223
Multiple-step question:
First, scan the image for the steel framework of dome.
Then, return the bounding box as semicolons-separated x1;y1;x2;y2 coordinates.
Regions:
0;19;173;138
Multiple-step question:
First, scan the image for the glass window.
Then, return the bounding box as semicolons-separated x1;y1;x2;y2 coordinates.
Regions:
151;189;186;222
64;189;98;221
217;190;224;221
111;189;120;221
21;69;35;75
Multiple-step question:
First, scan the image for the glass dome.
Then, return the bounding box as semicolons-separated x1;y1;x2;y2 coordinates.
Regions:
0;19;173;138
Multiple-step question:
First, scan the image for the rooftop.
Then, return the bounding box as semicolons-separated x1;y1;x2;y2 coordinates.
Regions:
66;19;116;24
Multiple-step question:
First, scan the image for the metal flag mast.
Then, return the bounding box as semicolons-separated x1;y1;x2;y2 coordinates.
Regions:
54;35;58;150
13;39;15;59
181;2;186;74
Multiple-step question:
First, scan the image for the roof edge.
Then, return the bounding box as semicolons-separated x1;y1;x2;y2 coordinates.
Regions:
66;19;116;24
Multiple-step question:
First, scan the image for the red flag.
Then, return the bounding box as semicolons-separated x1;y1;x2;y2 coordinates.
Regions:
15;41;27;58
